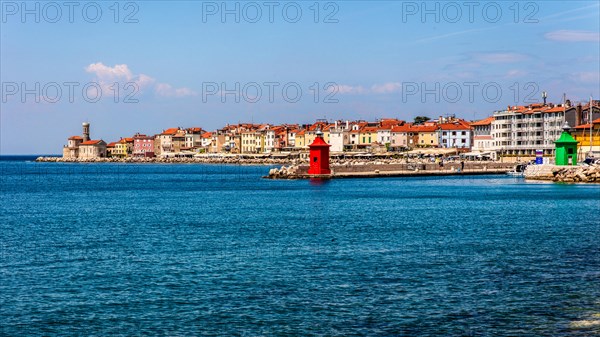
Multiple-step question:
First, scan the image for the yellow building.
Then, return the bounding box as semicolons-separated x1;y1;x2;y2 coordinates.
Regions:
413;125;439;147
113;138;133;157
359;127;377;145
106;142;117;157
241;132;257;153
573;118;600;157
295;130;306;149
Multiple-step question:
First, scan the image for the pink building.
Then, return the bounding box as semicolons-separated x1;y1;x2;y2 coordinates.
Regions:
133;133;155;157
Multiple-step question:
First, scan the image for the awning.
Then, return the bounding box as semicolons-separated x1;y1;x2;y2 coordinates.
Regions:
406;148;458;155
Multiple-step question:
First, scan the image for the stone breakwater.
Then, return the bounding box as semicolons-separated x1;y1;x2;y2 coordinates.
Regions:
524;164;600;183
36;156;499;167
267;162;515;179
552;165;600;183
36;156;299;165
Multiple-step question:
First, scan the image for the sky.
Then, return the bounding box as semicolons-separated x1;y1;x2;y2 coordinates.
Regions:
1;0;599;154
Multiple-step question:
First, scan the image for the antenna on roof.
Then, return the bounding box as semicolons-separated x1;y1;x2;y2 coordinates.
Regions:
541;91;547;105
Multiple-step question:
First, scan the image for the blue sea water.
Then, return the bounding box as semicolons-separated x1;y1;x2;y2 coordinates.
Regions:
1;156;599;336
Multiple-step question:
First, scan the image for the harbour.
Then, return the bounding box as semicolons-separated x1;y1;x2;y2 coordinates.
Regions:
1;157;599;336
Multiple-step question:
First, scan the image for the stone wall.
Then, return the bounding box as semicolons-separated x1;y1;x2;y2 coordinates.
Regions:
525;164;600;183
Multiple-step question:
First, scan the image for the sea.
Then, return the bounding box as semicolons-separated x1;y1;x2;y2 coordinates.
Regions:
1;155;599;336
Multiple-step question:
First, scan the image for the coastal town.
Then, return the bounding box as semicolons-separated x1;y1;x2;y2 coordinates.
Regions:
55;98;600;163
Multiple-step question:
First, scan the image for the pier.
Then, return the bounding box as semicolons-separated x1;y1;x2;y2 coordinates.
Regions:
266;162;514;179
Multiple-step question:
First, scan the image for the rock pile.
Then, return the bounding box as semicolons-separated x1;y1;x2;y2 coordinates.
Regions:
267;165;303;179
552;165;600;183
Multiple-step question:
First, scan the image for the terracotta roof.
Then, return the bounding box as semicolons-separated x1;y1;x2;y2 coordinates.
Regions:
412;125;437;132
543;106;566;113
361;127;378;132
574;118;600;129
391;125;413;132
81;140;103;145
470;116;494;126
202;132;212;138
107;142;117;147
380;119;403;128
308;122;328;131
68;136;83;140
438;121;471;130
162;128;179;135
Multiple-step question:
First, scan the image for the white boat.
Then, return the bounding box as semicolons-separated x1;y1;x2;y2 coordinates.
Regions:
507;164;527;176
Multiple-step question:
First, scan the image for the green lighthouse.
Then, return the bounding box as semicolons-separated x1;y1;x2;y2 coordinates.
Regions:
554;122;579;166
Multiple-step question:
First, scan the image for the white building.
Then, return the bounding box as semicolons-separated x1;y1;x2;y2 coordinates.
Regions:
471;116;495;156
329;121;350;152
438;120;472;149
491;103;572;156
376;127;392;145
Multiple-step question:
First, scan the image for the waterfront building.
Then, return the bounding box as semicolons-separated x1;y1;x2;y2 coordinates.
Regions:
390;124;413;150
287;129;298;148
78;140;107;159
359;126;378;147
261;126;276;153
133;134;155;157
113;137;134;157
413;124;438;147
567;101;600;127
471;117;494;154
156;128;180;155
377;126;392;147
240;131;253;154
106;142;117;157
377;118;404;148
63;122;107;159
295;130;306;149
491;103;574;156
172;130;186;154
63;136;83;159
200;132;213;150
437;119;472;149
572;118;600;158
329;121;351;152
304;122;331;147
184;128;204;151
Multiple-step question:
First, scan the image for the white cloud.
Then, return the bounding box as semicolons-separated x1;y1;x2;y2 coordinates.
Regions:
569;72;600;83
333;84;366;94
155;83;197;97
371;82;401;94
85;62;196;98
333;82;401;95
544;30;600;42
505;69;527;79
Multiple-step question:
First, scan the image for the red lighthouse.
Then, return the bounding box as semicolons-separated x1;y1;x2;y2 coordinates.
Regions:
307;130;331;175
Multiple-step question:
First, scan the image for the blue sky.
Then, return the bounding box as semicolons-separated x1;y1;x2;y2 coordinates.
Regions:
1;0;599;154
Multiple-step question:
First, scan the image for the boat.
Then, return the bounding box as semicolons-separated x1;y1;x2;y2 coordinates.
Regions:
507;164;527;176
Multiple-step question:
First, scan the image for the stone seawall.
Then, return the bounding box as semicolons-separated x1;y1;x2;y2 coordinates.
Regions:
267;162;515;179
524;164;600;183
36;156;297;166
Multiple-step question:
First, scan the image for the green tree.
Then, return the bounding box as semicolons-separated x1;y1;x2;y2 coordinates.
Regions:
413;116;431;125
